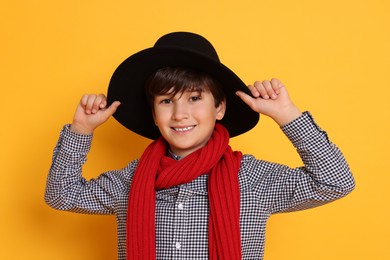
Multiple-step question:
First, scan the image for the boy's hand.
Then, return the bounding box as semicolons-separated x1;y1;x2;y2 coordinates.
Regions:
70;94;121;135
236;78;302;126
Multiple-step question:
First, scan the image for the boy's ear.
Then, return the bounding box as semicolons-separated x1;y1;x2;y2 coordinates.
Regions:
152;112;158;126
216;99;226;120
151;108;158;126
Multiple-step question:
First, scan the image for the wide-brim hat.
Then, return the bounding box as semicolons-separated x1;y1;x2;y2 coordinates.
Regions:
107;32;259;139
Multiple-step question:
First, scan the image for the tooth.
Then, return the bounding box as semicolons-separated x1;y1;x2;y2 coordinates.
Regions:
175;126;193;131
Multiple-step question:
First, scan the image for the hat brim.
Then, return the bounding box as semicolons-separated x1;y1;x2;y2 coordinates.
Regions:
107;46;259;139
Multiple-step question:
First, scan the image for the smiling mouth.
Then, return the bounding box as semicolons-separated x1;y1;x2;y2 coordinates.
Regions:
172;126;195;132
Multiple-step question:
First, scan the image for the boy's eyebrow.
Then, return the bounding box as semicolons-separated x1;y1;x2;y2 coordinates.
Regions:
185;89;202;93
157;89;203;97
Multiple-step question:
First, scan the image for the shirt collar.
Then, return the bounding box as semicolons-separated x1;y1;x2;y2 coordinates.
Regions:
167;149;182;161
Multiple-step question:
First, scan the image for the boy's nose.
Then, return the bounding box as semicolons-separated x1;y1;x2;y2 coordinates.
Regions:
172;103;189;121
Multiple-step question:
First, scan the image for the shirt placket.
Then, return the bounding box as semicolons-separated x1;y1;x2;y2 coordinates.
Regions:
171;186;192;259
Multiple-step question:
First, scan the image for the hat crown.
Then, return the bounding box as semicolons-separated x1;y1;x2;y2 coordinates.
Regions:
154;32;220;62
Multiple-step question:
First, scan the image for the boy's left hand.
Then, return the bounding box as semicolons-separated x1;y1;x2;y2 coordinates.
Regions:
236;78;302;126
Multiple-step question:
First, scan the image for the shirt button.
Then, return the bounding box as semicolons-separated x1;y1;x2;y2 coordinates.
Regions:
175;242;181;249
177;203;184;210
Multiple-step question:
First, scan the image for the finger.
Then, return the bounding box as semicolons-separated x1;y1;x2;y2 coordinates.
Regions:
99;95;107;109
80;94;89;108
91;94;106;114
247;84;260;98
254;81;270;99
262;80;278;100
85;94;97;114
270;78;284;94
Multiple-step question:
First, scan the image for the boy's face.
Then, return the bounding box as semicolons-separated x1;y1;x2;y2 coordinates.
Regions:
153;88;226;158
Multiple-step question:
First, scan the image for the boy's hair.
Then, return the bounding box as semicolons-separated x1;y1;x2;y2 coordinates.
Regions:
145;67;225;109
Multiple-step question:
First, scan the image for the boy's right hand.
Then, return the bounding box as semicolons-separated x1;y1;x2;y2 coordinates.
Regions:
70;94;121;135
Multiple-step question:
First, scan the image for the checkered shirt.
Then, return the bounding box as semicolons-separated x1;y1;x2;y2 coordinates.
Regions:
45;112;355;259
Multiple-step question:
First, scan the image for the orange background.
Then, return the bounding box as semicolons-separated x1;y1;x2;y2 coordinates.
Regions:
1;0;389;259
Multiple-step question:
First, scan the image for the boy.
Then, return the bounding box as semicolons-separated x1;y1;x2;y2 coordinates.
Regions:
45;32;355;260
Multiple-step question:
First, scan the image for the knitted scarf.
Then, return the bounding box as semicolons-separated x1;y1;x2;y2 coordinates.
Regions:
126;123;242;259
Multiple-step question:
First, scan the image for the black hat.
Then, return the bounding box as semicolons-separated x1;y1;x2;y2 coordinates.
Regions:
107;32;259;139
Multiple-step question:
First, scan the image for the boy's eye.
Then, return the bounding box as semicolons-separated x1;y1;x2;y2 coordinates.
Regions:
189;95;201;102
160;99;172;104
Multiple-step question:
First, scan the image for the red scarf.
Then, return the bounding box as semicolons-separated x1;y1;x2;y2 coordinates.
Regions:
126;123;242;259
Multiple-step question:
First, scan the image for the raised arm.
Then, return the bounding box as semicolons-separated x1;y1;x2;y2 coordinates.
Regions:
44;94;124;214
237;79;355;213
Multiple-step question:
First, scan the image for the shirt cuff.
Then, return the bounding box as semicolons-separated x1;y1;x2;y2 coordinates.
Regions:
281;111;327;146
59;124;94;153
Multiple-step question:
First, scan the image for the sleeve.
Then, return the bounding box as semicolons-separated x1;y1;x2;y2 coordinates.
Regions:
44;125;136;215
245;112;355;214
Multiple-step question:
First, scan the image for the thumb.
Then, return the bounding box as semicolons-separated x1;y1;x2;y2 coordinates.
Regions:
103;101;121;118
235;91;258;111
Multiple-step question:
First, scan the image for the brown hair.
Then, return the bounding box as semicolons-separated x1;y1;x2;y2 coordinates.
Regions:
144;67;225;109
